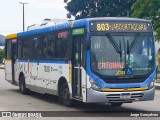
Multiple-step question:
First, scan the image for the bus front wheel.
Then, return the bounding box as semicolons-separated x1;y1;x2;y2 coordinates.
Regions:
61;82;72;107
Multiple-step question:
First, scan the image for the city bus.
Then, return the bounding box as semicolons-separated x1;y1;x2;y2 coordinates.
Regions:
5;17;156;107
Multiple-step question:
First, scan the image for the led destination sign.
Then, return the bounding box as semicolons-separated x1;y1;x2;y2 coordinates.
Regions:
90;22;151;32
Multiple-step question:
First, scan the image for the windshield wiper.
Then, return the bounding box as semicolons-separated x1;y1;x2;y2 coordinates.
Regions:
119;40;122;62
127;33;139;54
106;34;121;53
106;34;122;60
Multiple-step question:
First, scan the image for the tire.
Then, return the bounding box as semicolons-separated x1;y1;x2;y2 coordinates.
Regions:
58;84;63;103
19;75;29;95
61;82;72;107
110;103;123;107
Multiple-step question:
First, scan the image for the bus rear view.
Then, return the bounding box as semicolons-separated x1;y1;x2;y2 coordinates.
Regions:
87;18;156;106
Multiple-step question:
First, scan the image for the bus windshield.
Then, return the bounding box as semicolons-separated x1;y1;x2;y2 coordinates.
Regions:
90;33;154;77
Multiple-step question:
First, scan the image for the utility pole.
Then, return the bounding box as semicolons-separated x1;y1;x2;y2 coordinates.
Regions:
19;2;28;31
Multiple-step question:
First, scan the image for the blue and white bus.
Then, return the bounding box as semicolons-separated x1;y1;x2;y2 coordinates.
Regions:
5;17;156;106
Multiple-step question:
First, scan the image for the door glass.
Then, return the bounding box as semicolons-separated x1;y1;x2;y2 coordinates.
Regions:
72;36;83;97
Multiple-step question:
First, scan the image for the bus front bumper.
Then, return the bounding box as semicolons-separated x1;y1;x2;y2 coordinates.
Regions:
86;87;155;103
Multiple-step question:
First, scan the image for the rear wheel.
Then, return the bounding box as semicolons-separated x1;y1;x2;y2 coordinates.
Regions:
61;82;72;107
110;103;123;107
19;75;29;94
58;84;63;103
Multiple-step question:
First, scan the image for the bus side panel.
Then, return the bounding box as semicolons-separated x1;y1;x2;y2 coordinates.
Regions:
5;59;12;84
16;61;32;86
15;60;73;96
16;60;72;96
37;62;72;95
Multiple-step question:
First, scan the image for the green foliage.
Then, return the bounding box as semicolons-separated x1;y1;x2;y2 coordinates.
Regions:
0;48;4;63
131;0;160;41
64;0;136;19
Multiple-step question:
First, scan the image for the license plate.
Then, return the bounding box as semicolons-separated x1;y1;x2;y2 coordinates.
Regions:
120;93;131;99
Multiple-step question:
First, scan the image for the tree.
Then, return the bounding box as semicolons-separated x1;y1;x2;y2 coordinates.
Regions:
131;0;160;41
0;48;4;63
64;0;136;19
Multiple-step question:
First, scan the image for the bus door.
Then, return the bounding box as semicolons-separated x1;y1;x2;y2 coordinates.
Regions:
11;39;17;84
72;36;83;98
5;40;12;82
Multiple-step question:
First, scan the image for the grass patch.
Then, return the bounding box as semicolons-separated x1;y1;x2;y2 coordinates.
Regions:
156;86;160;90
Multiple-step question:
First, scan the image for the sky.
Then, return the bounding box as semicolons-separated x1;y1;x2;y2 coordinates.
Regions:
0;0;71;36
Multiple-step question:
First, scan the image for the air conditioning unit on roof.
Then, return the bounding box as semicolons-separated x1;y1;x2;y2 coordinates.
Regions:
27;18;69;30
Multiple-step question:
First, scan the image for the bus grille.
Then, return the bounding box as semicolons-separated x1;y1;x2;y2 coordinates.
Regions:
103;77;146;84
106;93;144;102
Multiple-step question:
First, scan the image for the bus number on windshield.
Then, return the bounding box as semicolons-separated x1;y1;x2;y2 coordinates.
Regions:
97;24;109;31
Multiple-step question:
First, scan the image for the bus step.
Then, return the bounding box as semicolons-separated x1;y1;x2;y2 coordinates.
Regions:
73;96;83;100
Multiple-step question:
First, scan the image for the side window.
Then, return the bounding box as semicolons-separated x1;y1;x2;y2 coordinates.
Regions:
56;31;70;59
18;40;22;59
32;36;42;59
42;34;55;59
6;40;12;59
22;38;31;59
56;39;62;58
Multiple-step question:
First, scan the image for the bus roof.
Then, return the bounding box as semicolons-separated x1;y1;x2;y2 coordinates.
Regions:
86;17;151;22
17;19;88;37
5;33;17;39
17;17;152;37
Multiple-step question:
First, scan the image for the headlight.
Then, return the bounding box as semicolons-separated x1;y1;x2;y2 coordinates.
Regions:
149;80;155;89
89;78;101;91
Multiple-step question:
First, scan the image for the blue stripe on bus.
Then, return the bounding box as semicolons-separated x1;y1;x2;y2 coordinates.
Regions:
86;51;106;86
16;60;66;64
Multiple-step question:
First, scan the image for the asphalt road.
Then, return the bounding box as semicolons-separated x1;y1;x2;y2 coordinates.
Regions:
0;69;159;120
